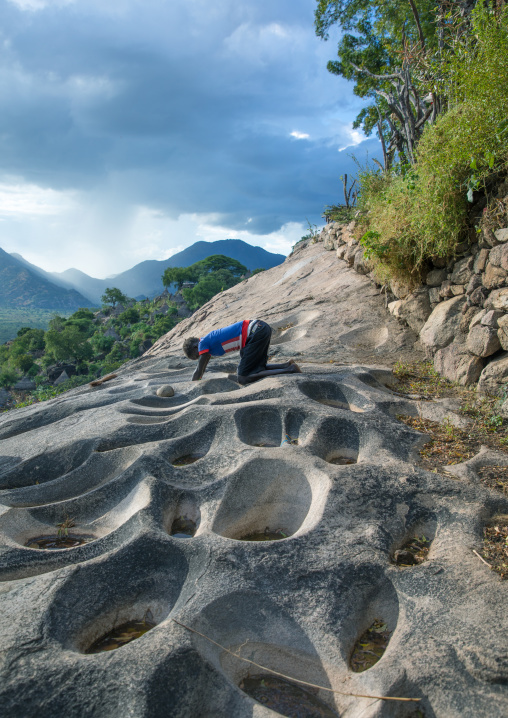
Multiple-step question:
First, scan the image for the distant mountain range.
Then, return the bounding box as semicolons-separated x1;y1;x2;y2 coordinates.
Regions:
0;247;93;311
3;239;286;309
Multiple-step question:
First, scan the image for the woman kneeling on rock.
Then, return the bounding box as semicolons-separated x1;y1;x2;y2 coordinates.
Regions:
183;319;301;385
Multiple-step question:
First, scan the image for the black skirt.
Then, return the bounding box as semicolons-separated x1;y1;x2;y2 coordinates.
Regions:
237;321;271;377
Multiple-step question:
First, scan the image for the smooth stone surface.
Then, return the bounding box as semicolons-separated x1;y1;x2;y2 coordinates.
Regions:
434;342;485;385
466;324;501;358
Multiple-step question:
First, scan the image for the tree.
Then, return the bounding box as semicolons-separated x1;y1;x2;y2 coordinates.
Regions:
162;266;196;290
119;308;140;324
101;287;128;307
44;326;93;362
315;0;445;167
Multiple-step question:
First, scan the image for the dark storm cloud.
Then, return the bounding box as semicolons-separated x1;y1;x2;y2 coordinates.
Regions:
0;0;379;269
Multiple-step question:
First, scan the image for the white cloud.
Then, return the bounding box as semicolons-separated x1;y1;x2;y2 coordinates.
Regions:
8;0;74;11
0;180;77;216
338;124;366;151
290;131;310;140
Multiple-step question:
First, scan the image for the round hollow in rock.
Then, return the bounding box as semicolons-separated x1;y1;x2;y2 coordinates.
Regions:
235;406;282;447
212;458;330;540
298;380;367;413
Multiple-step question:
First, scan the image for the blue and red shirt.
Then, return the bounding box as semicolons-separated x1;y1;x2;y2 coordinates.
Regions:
198;320;252;356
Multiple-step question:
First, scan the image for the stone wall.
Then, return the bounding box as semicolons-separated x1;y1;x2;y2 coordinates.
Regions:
315;215;508;402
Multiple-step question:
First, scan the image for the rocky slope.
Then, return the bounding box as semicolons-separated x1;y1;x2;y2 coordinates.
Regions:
0;243;507;718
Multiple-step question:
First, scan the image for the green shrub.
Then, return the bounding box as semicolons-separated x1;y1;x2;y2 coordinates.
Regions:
357;6;508;284
0;370;18;388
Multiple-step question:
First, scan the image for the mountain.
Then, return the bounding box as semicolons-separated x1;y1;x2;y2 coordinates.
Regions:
0;247;95;310
48;239;286;303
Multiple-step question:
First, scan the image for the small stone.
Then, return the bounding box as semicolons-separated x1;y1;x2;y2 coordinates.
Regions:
488;243;508;272
439;280;454;299
451;285;465;295
474;248;490;273
466;274;482;295
156;385;175;397
53;371;70;386
485;288;508;311
494;228;508;243
451;256;474;285
468;286;489;307
469;309;487;329
483;263;507;290
481;310;504;328
459;306;479;333
478;352;508;395
426;268;447;287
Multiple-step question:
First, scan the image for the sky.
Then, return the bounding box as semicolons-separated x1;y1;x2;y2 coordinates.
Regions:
0;0;380;278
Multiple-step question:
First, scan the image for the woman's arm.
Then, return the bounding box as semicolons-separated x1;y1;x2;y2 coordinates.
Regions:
192;352;210;380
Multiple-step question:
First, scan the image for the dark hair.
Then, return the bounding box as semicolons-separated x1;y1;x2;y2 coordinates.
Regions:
183;337;200;360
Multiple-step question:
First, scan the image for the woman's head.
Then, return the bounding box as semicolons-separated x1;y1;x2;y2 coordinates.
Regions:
183;337;200;360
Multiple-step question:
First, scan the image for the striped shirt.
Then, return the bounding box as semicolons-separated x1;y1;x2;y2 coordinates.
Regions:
198;320;255;356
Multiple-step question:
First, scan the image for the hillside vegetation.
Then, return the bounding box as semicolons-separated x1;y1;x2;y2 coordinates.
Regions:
0;254;252;410
317;3;508;286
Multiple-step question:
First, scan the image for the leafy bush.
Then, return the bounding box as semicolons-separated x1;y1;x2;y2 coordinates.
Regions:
357;6;508;284
0;370;18;388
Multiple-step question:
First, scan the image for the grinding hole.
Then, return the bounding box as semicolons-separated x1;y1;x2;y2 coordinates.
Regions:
393;535;430;567
25;534;94;550
85;614;156;654
298;381;365;413
391;517;436;568
172;454;204;467
170;516;197;538
212;459;330;541
235;407;282;447
239;674;338;717
350;618;391;672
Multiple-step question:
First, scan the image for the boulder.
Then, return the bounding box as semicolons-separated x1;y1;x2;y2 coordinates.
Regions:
138;339;153;355
420;295;466;352
46;364;77;383
434;343;485;385
451;256;474;285
156;385;175;398
494;228;508;243
485;287;508;311
323;233;335;251
489;243;508;271
468;285;489;307
336;245;347;260
439;280;454;299
473;248;490;273
478;352;508;395
344;244;358;266
481;310;504;328
451;285;465;295
429;286;441;303
426;268;447;287
0;388;11;407
483;263;507;289
53;370;70;386
353;248;372;275
459;306;479;333
466;324;501;357
497;315;508;351
469;309;487;329
13;377;36;391
395;287;432;333
389;279;410;299
466;274;482;295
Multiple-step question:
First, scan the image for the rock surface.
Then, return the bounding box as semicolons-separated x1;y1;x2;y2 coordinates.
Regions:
0;240;507;718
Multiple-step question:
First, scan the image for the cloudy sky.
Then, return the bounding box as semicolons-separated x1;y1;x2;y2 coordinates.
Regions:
0;0;379;277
